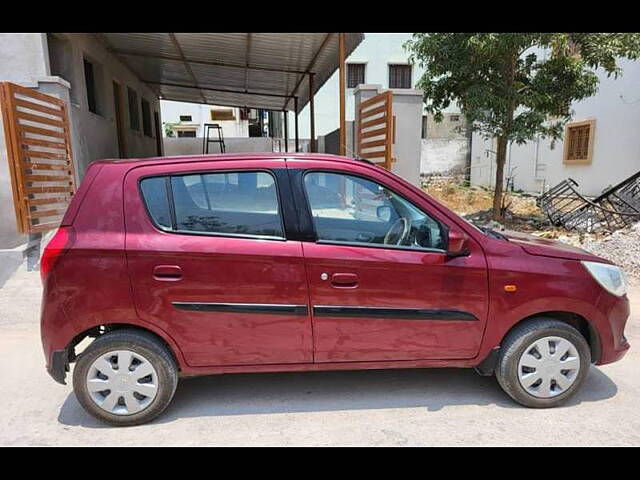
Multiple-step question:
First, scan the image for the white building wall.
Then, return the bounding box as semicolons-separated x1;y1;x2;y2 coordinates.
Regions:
45;33;162;178
288;33;421;141
421;139;470;176
471;58;640;197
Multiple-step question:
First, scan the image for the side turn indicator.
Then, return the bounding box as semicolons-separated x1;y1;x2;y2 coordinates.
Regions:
504;285;517;292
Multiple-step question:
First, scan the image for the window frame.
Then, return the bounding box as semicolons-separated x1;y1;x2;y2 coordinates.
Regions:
388;63;412;89
300;169;449;254
138;169;287;242
127;86;140;131
563;118;595;165
346;63;366;89
176;129;197;138
210;108;236;121
141;97;153;137
83;56;103;115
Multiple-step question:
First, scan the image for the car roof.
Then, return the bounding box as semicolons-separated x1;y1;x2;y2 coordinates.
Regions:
92;152;374;170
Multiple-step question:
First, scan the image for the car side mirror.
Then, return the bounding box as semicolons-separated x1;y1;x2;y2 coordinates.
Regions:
447;228;470;257
376;205;392;222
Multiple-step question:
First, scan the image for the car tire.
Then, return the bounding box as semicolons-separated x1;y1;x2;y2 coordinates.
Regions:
495;318;591;408
72;329;178;426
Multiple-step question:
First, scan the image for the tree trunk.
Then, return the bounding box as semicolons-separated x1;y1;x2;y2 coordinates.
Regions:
492;135;508;221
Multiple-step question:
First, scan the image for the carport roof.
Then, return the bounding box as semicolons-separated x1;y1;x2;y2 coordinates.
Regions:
96;33;364;113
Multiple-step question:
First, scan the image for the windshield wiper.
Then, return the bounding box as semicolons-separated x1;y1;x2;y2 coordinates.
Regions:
478;226;509;241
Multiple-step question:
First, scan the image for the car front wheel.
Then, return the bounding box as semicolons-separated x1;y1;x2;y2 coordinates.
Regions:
495;318;591;408
72;329;178;426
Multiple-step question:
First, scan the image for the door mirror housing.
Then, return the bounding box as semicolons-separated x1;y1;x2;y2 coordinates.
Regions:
446;228;470;257
376;205;392;222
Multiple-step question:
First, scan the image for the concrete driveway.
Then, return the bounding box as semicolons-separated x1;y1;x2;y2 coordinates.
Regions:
1;263;639;446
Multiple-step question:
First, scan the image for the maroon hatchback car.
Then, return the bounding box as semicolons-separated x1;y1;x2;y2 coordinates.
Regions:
40;153;630;425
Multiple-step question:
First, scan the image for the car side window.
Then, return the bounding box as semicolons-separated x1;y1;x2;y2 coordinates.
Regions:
303;171;445;251
140;176;172;229
140;171;284;239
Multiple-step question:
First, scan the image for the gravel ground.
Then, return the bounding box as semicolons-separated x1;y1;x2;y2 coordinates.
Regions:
559;222;640;280
1;263;639;446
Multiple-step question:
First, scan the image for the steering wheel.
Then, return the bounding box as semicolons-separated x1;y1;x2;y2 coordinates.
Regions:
383;217;410;246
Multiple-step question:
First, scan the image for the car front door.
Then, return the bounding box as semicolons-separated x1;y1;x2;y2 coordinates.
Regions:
290;162;489;363
124;160;312;367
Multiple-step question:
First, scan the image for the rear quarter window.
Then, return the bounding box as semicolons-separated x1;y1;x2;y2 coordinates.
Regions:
140;176;172;229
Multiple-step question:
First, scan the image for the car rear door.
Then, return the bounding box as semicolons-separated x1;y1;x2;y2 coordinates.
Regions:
123;159;312;367
289;160;489;363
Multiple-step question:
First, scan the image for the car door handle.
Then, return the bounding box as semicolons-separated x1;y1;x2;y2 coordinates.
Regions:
153;265;183;281
331;273;359;288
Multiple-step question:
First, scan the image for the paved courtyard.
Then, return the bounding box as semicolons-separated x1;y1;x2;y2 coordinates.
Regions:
1;263;639;446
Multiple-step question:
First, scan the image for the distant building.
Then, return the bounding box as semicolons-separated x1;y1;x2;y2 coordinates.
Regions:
161;100;284;140
296;33;470;176
470;57;640;197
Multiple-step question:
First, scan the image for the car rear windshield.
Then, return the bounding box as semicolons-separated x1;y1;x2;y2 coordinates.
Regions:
139;171;285;240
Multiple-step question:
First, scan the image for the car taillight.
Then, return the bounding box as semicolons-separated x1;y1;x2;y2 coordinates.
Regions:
40;226;74;284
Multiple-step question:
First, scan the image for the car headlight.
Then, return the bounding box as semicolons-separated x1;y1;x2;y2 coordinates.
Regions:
581;261;628;297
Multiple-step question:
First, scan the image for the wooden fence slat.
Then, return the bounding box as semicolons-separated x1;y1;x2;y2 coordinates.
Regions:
25;196;72;206
18;124;67;139
360;104;387;120
360;127;387;140
24;174;73;183
24;186;74;194
359;150;387;159
359;139;387;150
360;116;387;130
16;111;66;128
10;83;66;107
29;222;64;233
20;149;68;160
22;162;72;171
19;136;66;150
29;208;68;219
359;94;386;110
14;98;64;119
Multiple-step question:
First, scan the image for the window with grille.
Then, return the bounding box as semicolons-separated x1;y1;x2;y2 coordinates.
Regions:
564;119;595;164
347;63;365;88
389;64;412;89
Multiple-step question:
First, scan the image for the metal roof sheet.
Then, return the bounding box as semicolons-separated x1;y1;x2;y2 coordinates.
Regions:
97;33;364;112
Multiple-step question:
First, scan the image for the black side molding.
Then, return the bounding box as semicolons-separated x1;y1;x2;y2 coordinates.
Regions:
313;306;478;321
172;302;309;316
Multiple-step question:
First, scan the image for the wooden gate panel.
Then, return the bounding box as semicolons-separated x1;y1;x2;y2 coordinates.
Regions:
0;82;75;234
356;90;394;170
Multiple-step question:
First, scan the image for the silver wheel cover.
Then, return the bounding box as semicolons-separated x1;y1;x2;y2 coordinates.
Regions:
86;350;159;415
517;336;581;398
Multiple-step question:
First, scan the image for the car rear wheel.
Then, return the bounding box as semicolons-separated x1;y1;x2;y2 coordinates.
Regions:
72;329;178;426
495;318;591;408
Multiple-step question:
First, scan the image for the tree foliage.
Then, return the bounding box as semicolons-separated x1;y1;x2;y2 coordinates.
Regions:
404;33;640;219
